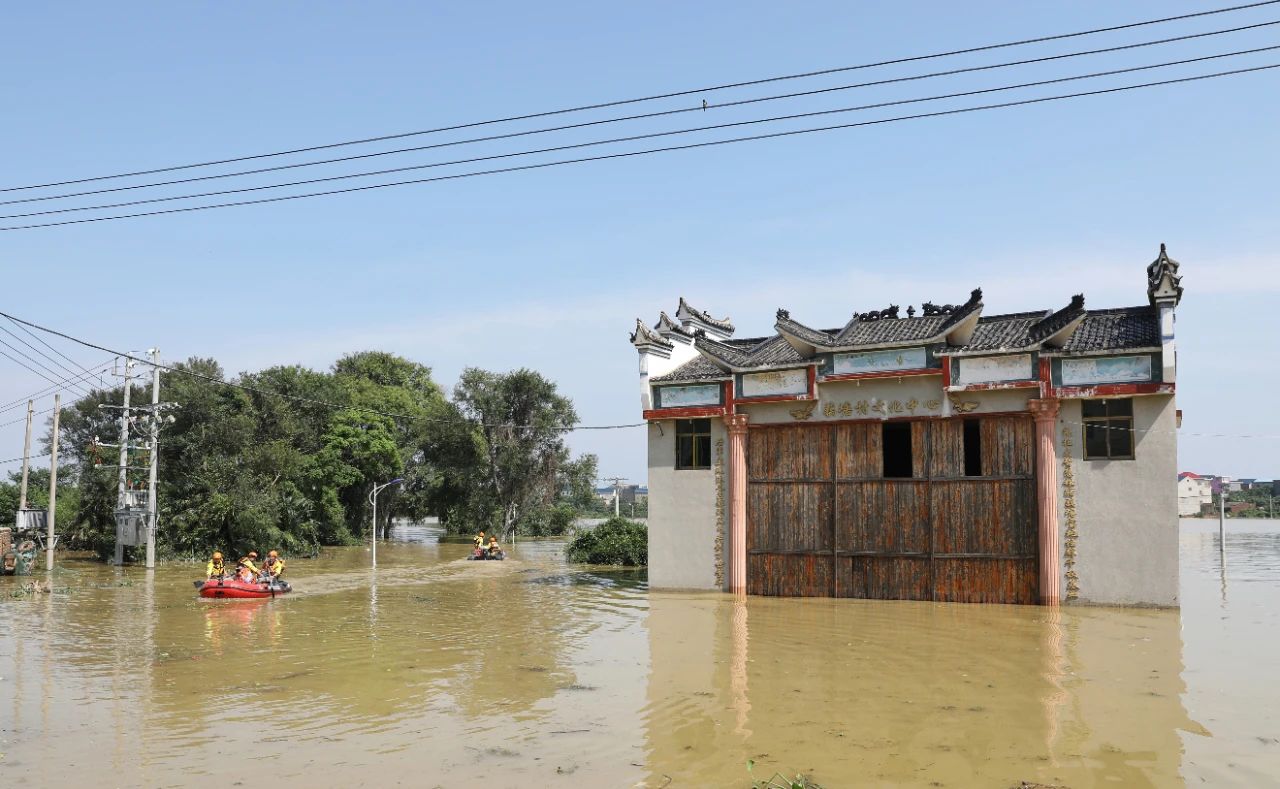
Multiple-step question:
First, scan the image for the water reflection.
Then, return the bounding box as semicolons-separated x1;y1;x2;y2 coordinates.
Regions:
2;520;1278;786
645;592;1195;786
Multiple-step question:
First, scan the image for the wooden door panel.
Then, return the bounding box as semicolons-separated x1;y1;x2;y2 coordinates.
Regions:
748;482;833;552
835;481;929;554
748;553;833;596
932;558;1038;604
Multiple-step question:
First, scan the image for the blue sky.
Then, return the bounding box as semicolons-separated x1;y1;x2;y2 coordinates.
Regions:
2;1;1278;483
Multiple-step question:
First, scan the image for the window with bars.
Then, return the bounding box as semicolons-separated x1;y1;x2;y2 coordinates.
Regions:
675;418;712;470
1082;399;1134;460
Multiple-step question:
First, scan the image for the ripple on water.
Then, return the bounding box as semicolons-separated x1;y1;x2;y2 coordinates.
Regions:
3;523;1279;786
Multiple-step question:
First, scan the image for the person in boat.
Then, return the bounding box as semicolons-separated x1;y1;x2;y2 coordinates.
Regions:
261;550;285;579
206;551;227;579
239;551;260;575
235;563;256;583
487;536;502;558
473;531;486;552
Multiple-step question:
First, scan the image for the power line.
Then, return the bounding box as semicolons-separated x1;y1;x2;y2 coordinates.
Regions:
0;321;84;380
9;18;1277;209
0;329;97;399
3;61;1275;232
0;452;51;467
0;360;115;415
0;342;94;398
2;0;1276;194
5;46;1275;222
3;315;99;376
0;308;645;432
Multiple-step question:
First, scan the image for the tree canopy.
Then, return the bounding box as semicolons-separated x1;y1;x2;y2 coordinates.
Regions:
3;352;596;560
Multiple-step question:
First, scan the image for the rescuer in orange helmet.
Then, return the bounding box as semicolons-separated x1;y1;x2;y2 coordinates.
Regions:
262;549;286;579
206;551;226;579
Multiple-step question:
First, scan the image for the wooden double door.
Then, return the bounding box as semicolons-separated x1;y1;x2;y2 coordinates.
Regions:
745;418;1039;604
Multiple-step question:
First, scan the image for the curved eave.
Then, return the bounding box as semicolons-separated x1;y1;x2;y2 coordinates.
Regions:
1038;345;1162;358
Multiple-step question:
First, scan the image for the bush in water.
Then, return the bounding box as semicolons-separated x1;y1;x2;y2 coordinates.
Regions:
564;517;647;566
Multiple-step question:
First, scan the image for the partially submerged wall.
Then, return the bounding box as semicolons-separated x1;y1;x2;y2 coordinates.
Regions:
646;419;724;590
1057;395;1179;607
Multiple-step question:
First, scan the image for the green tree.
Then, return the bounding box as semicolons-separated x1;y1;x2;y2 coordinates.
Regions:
451;368;580;540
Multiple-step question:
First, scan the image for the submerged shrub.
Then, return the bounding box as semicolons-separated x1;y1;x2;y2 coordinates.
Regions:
564;517;647;566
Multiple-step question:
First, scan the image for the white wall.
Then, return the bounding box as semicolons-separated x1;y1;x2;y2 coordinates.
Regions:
1057;395;1180;607
646;419;723;590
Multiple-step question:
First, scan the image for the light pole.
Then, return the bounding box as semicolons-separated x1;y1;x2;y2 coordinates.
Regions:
368;478;403;568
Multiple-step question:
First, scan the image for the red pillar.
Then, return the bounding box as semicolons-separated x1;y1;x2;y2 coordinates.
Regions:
1028;398;1061;606
726;413;750;595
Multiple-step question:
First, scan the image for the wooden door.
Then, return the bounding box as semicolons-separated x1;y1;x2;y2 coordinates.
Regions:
746;417;1038;604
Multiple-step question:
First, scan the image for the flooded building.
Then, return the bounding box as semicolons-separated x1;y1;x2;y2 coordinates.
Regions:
630;246;1183;606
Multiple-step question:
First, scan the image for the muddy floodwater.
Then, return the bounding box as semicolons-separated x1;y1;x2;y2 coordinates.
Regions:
2;519;1278;788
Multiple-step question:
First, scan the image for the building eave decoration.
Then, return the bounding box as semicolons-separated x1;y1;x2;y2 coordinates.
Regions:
677;297;735;337
940;288;984;345
654;311;694;341
1146;243;1184;307
1030;294;1087;348
630;318;674;352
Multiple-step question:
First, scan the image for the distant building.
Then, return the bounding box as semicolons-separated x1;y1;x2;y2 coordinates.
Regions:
631;246;1183;607
595;484;648;505
1178;473;1213;517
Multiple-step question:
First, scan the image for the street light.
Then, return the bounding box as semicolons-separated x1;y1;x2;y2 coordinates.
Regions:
368;478;404;569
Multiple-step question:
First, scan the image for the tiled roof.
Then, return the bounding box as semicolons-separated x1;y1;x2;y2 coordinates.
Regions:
677;297;734;333
654;311;692;338
642;273;1167;375
775;288;983;349
693;333;804;370
1029;294;1086;343
1057;306;1160;352
629;318;673;349
651;356;729;382
957;312;1046;352
834;314;951;345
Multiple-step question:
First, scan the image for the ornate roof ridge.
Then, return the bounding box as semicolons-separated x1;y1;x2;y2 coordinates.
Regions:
1147;242;1184;306
938;288;984;331
677;297;735;333
775;309;837;347
1029;294;1086;342
630;317;673;349
654;311;693;337
977;310;1050;322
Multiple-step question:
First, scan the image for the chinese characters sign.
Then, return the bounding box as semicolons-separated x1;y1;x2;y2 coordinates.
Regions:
955;354;1032;385
833;348;927;375
740;369;809;398
1061;355;1152;386
657;384;721;408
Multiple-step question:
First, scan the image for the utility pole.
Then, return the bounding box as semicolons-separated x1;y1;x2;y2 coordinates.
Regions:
145;349;160;569
602;476;628;518
114;358;134;566
46;394;60;572
18;399;33;509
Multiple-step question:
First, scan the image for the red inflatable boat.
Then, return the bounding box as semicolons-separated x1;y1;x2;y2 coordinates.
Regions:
195;577;292;599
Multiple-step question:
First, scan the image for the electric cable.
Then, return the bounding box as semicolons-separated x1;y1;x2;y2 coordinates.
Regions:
0;342;95;398
0;360;116;414
7;17;1276;208
3;61;1275;231
3;315;102;376
5;46;1275;221
0;308;646;431
2;0;1275;193
0;322;86;380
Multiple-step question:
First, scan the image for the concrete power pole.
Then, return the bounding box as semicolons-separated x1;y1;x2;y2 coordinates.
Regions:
113;359;134;566
18;399;33;509
602;476;628;518
145;349;160;569
46;394;60;572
